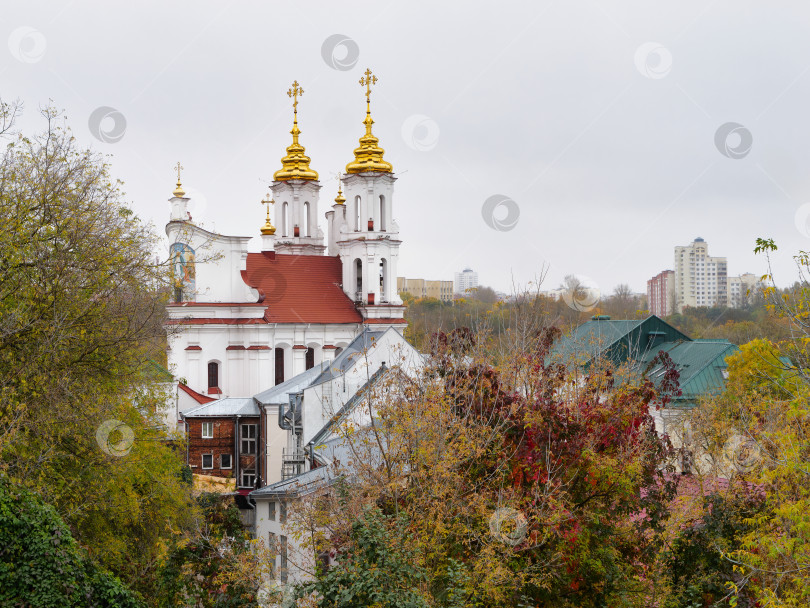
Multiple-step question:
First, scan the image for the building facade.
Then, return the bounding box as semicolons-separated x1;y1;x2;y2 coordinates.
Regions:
397;277;453;302
728;272;761;308
647;270;675;317
673;237;728;312
453;268;479;295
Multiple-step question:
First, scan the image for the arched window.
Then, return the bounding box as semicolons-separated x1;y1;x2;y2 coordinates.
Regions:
207;361;219;390
282;202;288;236
379;258;388;302
303;202;311;237
354;196;361;231
274;348;284;386
379;195;386;231
354;258;363;298
305;347;315;370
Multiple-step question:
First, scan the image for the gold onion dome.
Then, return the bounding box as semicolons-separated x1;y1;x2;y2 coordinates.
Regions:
334;183;346;205
346;68;393;174
274;81;319;181
260;194;276;235
172;161;186;197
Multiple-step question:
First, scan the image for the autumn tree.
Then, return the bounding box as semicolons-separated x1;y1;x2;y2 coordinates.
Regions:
0;105;195;601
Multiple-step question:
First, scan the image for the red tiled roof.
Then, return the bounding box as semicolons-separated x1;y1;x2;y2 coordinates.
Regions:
242;253;363;324
364;318;407;324
178;382;216;404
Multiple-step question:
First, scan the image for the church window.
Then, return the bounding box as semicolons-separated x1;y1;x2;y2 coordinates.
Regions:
274;348;284;385
379;258;388;301
304;202;311;237
354;259;363;298
305;347;315;370
207;362;219;390
282;202;289;236
379;195;386;231
201;422;213;438
354;196;361;231
202;454;213;469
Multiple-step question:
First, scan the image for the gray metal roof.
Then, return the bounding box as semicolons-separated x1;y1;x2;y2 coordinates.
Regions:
253;361;329;405
182;397;259;418
310;329;388;386
250;464;336;498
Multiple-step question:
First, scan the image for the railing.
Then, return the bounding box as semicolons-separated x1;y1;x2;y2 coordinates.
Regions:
281;448;307;480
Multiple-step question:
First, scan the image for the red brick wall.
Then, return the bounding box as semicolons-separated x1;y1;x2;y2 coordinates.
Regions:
185;416;260;485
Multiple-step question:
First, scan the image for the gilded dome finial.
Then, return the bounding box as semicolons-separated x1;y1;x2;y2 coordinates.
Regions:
260;193;276;235
274;80;319;181
334;175;346;205
172;161;186;197
346;68;393;174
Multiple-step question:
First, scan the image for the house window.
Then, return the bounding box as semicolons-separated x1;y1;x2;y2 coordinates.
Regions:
280;535;288;583
202;454;213;469
241;468;256;488
305;347;315;370
269;501;276;521
220;454;232;469
201;422;213;439
241;424;257;454
268;532;277;579
274;348;284;385
279;500;287;524
207;361;219;390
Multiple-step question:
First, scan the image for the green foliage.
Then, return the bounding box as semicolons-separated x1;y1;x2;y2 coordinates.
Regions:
0;476;142;608
0;106;195;601
301;507;430;608
157;493;258;607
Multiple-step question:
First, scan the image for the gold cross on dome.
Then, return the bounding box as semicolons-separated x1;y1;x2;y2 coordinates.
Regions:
174;161;184;182
359;68;377;102
287;80;303;111
261;193;274;218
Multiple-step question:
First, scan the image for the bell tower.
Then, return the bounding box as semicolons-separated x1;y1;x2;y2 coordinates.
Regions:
271;80;325;256
336;69;405;324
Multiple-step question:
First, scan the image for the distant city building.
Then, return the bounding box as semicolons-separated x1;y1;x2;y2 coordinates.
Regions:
454;268;479;295
674;237;728;312
728;272;761;308
397;277;454;302
647;270;675;317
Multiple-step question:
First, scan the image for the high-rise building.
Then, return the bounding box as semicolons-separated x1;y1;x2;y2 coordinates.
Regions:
397;277;454;302
728;273;761;308
673;237;728;312
647;270;675;317
454;268;479;295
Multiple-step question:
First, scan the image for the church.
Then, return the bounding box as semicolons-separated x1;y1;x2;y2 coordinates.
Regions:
165;70;407;404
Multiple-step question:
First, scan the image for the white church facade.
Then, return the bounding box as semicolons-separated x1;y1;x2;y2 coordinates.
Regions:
165;73;407;410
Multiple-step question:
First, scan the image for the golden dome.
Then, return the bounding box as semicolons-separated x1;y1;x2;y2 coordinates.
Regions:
345;69;393;174
260;195;276;235
334;183;346;205
274;81;319;182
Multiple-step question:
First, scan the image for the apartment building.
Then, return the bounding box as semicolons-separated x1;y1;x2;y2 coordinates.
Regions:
647;270;675;317
397;277;454;302
673;237;728;312
454;268;479;295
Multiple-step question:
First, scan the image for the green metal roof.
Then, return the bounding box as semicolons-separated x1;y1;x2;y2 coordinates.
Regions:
553;315;689;367
639;339;739;405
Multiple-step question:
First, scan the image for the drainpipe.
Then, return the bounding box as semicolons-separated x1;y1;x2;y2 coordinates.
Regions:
308;440;315;469
235;415;240;490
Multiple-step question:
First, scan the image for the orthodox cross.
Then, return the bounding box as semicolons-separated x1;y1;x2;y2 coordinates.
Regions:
261;193;274;221
359;68;377;102
287;80;303;111
174;161;184;183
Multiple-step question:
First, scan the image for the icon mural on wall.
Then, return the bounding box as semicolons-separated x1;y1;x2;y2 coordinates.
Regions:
171;242;196;301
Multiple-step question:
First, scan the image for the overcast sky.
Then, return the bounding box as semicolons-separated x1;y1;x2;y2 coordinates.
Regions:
4;1;810;296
